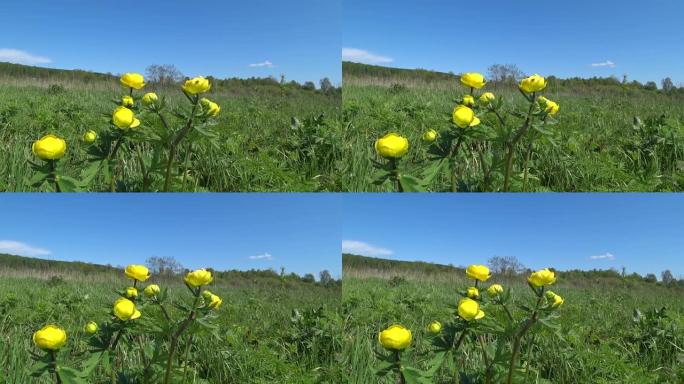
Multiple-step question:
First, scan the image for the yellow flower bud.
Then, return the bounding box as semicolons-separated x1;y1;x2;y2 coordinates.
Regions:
121;95;134;107
422;129;438;143
466;286;479;299
487;284;504;297
378;324;412;350
538;96;559;116
113;297;141;321
528;268;556;287
182;76;211;95
32;134;67;161
83;130;97;144
452;105;480;128
185;269;213;287
462;94;475;107
142;92;158;106
112;107;141;129
200;98;221;117
458;298;485;321
427;321;442;334
374;133;409;159
460;72;486;89
125;265;150;282
202;290;223;309
84;321;98;335
144;284;160;297
479;92;496;105
545;290;564;308
120;73;145;90
125;287;138;299
519;74;546;93
33;324;67;351
466;265;491;282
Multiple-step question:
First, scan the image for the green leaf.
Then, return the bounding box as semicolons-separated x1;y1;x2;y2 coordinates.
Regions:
399;174;426;192
402;366;432;384
57;366;88;384
57;175;80;192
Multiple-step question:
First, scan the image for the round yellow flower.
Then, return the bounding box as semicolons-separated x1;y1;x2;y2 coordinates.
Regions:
519;74;547;93
33;324;67;351
125;287;138;299
528;268;556;287
487;284;504;297
144;284;160;297
124;264;150;282
375;133;409;159
84;321;98;335
378;324;412;350
32;134;67;161
113;297;141;321
83;130;97;144
142;92;158;106
460;73;486;89
112;107;141;129
182;76;211;94
200;98;221;117
202;290;222;309
427;320;442;334
452;105;481;128
422;129;438;143
466;265;491;282
545;290;564;308
120;73;145;90
466;286;479;299
121;95;134;107
538;96;560;116
458;298;485;321
479;92;496;105
185;268;213;287
462;94;475;107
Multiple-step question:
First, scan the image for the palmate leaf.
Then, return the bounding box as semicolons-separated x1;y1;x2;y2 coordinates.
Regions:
57;366;88;384
402;366;434;384
399;174;426;192
373;360;394;377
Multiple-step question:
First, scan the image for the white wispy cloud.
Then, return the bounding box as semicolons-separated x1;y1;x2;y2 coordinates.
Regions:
591;60;616;68
342;48;393;65
590;252;615;261
0;49;51;65
249;60;274;68
0;240;51;257
249;252;273;261
342;240;394;257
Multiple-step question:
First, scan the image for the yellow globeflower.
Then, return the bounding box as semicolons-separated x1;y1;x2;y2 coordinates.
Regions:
452;105;481;128
479;92;496;105
466;286;479;299
83;130;97;144
528;268;556;287
144;284;160;297
462;94;475;107
427;320;442;334
125;287;138;299
538;96;560;116
124;264;150;282
545;290;564;308
185;268;213;287
378;324;412;350
33;324;67;351
519;74;547;93
487;284;504;297
202;290;223;309
466;265;491;282
422;129;438;143
121;95;134;107
200;98;221;117
458;298;485;321
142;92;158;106
84;321;98;335
374;133;409;159
460;72;486;89
182;76;211;94
32;134;67;161
113;298;141;321
112;107;141;129
120;73;145;90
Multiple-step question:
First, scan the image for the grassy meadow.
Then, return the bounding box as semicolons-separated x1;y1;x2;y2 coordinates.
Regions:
342;62;684;192
342;255;684;384
0;255;342;383
0;62;343;192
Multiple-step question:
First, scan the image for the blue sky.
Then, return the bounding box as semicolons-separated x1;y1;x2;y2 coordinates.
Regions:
342;194;684;278
343;0;684;85
0;0;340;84
0;194;341;278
